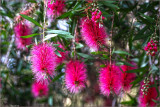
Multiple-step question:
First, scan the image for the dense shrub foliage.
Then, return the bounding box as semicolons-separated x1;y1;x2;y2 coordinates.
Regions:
0;0;159;106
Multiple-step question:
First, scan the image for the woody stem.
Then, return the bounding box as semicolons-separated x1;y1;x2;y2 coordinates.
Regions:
110;13;114;65
43;0;48;42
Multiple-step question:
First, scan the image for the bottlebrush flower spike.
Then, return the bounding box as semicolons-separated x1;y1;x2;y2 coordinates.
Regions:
121;63;136;91
99;64;122;96
31;81;49;98
14;21;32;50
47;0;66;18
138;80;158;107
81;18;108;51
65;60;87;93
56;42;68;64
15;3;38;23
31;43;57;84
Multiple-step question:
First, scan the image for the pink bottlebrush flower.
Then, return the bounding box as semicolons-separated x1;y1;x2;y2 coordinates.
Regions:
31;81;49;98
144;46;148;51
14;21;32;50
47;0;66;18
138;81;158;107
65;60;87;93
99;64;122;96
31;43;57;84
56;42;68;64
121;63;136;91
81;18;108;51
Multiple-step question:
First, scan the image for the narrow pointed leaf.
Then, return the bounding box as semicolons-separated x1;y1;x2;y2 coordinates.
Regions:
21;33;40;38
20;14;43;28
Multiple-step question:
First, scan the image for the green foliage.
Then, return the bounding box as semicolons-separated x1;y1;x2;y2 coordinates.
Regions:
0;0;159;106
20;14;43;28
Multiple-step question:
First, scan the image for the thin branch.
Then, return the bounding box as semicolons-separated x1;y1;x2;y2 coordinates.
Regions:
110;13;114;65
43;0;48;42
4;34;15;64
73;20;78;59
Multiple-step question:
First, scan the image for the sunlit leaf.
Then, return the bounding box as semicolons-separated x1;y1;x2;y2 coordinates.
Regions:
20;14;43;28
21;33;40;38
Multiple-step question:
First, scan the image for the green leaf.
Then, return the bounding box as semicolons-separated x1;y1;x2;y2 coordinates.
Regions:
116;62;124;66
105;0;116;4
133;26;148;40
131;70;147;87
58;34;74;39
26;44;33;48
72;1;81;10
140;13;154;23
43;34;58;41
56;63;65;71
100;64;106;68
91;51;108;55
126;67;147;73
21;33;40;38
57;11;72;19
52;72;64;82
118;61;135;67
54;50;62;57
113;50;133;56
77;53;94;59
46;30;73;39
56;47;65;52
149;64;158;74
75;43;84;49
121;101;134;105
47;30;70;35
121;94;137;106
27;0;37;3
20;14;43;28
103;54;109;59
48;96;53;106
35;37;38;45
99;1;119;10
53;44;60;47
152;99;158;103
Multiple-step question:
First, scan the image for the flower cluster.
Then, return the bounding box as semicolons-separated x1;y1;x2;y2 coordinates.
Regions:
65;60;87;93
141;77;150;95
14;21;32;50
15;3;38;23
91;9;105;23
81;18;108;51
31;43;57;84
31;81;49;98
47;0;66;18
138;80;158;107
144;39;158;56
99;64;122;96
121;63;136;91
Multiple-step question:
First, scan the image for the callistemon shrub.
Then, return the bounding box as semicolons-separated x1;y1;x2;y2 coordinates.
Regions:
121;63;136;91
31;81;49;98
14;21;32;50
138;81;158;107
81;18;108;51
31;43;57;84
47;0;66;18
65;60;87;93
99;64;122;96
